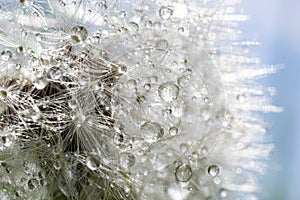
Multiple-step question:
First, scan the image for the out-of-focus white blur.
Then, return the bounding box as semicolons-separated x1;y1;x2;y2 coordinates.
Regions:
240;0;300;199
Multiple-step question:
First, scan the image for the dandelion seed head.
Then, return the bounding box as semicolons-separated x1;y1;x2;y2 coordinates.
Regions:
0;0;281;199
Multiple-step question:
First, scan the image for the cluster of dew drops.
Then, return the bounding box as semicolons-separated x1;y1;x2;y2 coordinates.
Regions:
0;0;233;199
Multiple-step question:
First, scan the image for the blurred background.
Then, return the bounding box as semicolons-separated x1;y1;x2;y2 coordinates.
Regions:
240;0;300;199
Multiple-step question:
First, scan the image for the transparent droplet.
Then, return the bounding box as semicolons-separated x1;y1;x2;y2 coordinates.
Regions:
140;122;163;143
208;165;220;177
48;67;62;80
71;26;88;42
220;189;227;198
158;82;179;102
169;127;178;136
28;178;39;190
236;93;246;103
144;83;151;91
177;75;190;87
1;50;12;61
159;6;173;20
119;152;135;169
175;164;192;182
86;153;101;170
33;77;48;90
201;146;208;154
156;39;169;49
16;46;24;53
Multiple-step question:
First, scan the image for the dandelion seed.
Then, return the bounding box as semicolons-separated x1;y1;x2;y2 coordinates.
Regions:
0;0;281;200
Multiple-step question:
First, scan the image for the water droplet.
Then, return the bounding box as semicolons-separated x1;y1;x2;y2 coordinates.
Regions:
48;67;62;80
236;93;246;103
35;33;42;42
144;83;151;91
140;122;163;143
33;77;48;90
169;127;178;136
119;152;135;169
175;164;192;182
208;165;220;177
156;39;169;49
177;75;190;87
28;178;39;190
158;82;179;102
16;46;24;53
201;146;208;154
220;189;227;198
71;26;88;42
159;6;173;20
1;50;12;61
86;153;101;170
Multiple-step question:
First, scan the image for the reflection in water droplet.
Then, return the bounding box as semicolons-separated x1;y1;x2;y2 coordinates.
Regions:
140;122;163;143
158;82;179;102
208;165;220;177
119;152;135;169
175;164;192;182
159;6;173;20
86;153;101;170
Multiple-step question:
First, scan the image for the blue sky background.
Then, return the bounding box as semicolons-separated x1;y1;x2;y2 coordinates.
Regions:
240;1;300;199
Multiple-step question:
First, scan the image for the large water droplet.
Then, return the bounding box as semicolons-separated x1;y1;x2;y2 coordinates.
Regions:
140;122;163;143
33;77;48;90
86;153;101;170
208;165;220;177
158;82;179;102
71;26;88;42
28;178;39;190
175;164;192;182
159;6;173;20
119;152;135;169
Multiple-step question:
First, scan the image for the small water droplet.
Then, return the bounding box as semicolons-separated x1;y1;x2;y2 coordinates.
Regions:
1;50;12;61
140;122;163;143
156;39;169;49
220;189;227;198
48;67;62;80
86;153;101;170
28;178;39;190
119;152;135;169
177;75;190;87
158;82;179;102
236;93;246;103
175;164;192;182
159;6;173;20
208;165;220;177
169;127;178;136
33;77;48;90
71;26;88;42
144;83;151;91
